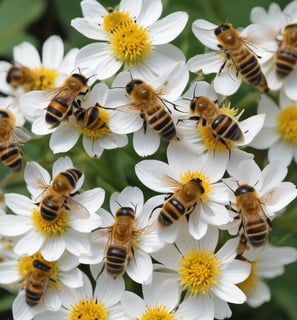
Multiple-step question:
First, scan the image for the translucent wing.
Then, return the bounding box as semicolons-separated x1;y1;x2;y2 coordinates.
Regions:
64;196;90;219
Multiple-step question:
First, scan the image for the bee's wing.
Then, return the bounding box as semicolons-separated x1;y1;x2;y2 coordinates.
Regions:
64;196;90;219
13;126;31;142
162;175;183;191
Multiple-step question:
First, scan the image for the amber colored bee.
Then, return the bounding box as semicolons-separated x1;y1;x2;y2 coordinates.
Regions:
6;64;35;91
214;23;269;92
0;109;30;171
276;23;297;79
24;259;52;306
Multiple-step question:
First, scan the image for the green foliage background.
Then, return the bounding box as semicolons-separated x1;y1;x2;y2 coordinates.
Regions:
0;0;296;319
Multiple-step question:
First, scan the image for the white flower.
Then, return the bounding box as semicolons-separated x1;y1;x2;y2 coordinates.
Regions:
175;80;265;175
0;251;83;320
87;186;164;284
237;245;297;307
0;157;104;261
187;19;271;95
38;82;128;157
107;61;189;156
249;90;297;167
34;271;129;320
152;222;251;320
135;144;232;242
71;0;188;80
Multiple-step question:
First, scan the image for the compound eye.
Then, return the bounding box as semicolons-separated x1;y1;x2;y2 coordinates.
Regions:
214;23;230;36
126;79;143;95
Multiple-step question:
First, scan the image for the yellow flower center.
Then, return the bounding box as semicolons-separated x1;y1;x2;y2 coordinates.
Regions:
197;104;241;151
180;171;212;202
179;249;220;296
237;259;258;297
103;10;132;33
76;106;111;138
18;251;58;286
30;67;59;91
32;206;68;236
68;298;108;320
138;305;175;320
277;105;297;144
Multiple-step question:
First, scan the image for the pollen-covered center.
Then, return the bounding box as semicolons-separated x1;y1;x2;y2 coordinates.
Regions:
139;305;175;320
69;298;108;320
32;206;68;236
198;104;242;151
277;105;297;144
179;248;220;296
31;67;59;90
237;259;258;296
180;170;212;202
18;251;58;286
103;10;132;33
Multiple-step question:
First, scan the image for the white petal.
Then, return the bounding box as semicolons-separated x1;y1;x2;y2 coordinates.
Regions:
109;110;143;134
152;244;180;270
49;124;79;153
239;114;265;145
192;19;218;50
64;230;90;256
71;18;107;41
42;35;64;68
188;209;208;240
13;42;41;68
214;69;241;95
137;0;162;27
14;230;44;256
268;141;293;167
212;295;232;319
59;268;83;288
249;127;279;149
133;128;160;156
0;264;20;284
41;236;65;261
0;215;31;236
187;52;222;74
121;291;145;317
246;281;270;307
260;162;288;194
220;260;251;283
127;250;152;283
212;281;246;304
4;193;34;216
52;156;74;175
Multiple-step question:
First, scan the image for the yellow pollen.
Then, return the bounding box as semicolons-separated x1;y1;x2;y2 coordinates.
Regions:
76;107;111;138
180;170;212;202
138;305;175;320
277;105;297;144
179;249;220;296
32;206;68;236
237;259;258;296
17;251;58;286
103;10;132;33
30;66;59;90
68;298;108;320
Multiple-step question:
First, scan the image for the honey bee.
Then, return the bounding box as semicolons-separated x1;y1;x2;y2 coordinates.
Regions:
45;73;89;128
276;23;297;79
125;79;177;140
24;259;52;306
214;23;269;92
102;206;142;279
6;64;34;91
0;109;30;171
232;184;272;256
25;162;89;221
189;96;244;149
154;177;205;227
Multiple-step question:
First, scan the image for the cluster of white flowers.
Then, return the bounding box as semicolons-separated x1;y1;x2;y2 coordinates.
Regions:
0;0;297;319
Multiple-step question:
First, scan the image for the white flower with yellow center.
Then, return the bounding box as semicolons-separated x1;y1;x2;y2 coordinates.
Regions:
175;81;265;175
135;144;232;243
86;186;164;284
237;245;297;308
250;90;297;166
152;222;251;320
34;271;129;320
71;0;188;80
0;251;83;320
0;157;104;261
38;82;128;157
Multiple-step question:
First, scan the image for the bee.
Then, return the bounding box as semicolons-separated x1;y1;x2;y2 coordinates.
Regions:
125;79;177;140
232;184;272;256
0;109;30;171
45;73;89;128
24;259;51;306
103;206;142;279
189;96;244;148
154;177;205;227
214;23;269;92
276;23;297;79
6;64;35;91
25;162;89;222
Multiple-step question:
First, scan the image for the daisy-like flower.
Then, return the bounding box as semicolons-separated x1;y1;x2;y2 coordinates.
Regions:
250;89;297;167
237;245;297;308
0;251;83;320
46;82;128;158
85;186;164;284
175;80;265;175
0;157;104;261
152;221;251;320
135;144;232;242
34;271;129;320
187;19;271;95
222;159;297;237
107;61;189;156
71;0;188;80
121;273;180;319
250;2;297;99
